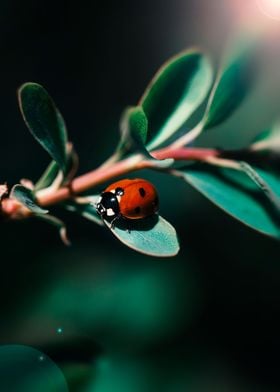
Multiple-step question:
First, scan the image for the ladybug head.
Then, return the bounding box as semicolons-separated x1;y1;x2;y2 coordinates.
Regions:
96;191;120;218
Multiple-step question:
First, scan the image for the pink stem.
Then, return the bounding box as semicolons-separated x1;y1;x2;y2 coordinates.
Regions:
1;146;219;213
38;147;218;206
152;147;218;161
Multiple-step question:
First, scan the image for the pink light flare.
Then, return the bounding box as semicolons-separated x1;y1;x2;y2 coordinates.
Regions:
257;0;280;20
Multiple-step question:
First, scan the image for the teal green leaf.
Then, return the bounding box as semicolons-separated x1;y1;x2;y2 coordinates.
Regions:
34;144;78;192
34;214;70;245
220;121;280;172
117;106;174;167
144;157;174;169
174;164;280;238
65;196;103;226
239;162;280;214
18;83;68;172
104;215;179;257
118;106;149;156
11;185;48;214
34;160;61;191
139;49;213;149
203;42;256;130
251;121;280;152
121;106;148;145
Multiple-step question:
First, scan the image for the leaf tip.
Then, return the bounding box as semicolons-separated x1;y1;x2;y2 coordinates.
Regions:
60;227;71;246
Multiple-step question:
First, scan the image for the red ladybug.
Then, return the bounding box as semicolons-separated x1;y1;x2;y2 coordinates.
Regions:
96;178;159;226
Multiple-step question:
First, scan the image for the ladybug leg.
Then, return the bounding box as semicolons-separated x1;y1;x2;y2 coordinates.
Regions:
110;214;131;233
110;213;121;230
124;217;131;233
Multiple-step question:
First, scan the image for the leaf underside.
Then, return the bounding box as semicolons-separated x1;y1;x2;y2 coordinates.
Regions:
11;185;48;214
176;164;280;238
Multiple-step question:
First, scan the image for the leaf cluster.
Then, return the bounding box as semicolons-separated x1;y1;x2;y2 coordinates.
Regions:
1;40;280;256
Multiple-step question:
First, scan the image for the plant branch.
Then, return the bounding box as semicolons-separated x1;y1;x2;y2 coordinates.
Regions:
1;146;219;216
151;147;218;161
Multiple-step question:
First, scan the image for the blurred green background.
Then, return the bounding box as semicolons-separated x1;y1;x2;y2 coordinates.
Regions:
1;0;280;390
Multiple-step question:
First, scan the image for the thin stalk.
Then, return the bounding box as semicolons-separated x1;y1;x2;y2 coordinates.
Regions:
38;154;143;206
38;146;218;207
1;146;219;216
152;147;218;161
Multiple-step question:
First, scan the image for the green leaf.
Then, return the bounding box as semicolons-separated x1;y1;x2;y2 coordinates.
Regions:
203;41;256;130
35;214;70;245
251;121;280;152
34;144;78;192
220;121;280;172
64;196;103;226
144;157;175;169
139;49;213;149
34;160;61;191
121;106;148;145
174;164;280;238
117;106;174;168
118;106;149;155
11;185;48;214
18;83;68;172
239;162;280;214
104;215;179;257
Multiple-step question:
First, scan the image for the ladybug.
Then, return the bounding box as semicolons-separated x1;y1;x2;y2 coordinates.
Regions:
96;178;159;226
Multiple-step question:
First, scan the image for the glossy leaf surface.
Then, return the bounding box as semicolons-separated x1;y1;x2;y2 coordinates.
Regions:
104;215;179;257
18;83;68;172
175;164;280;238
139;50;213;149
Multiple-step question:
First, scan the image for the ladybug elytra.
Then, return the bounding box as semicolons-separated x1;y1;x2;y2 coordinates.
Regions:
96;178;159;226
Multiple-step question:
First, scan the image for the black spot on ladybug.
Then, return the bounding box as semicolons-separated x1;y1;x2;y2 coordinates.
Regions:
115;187;124;196
139;187;146;197
134;206;141;214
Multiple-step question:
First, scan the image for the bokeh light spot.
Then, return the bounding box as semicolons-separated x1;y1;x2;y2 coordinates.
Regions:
0;345;68;392
257;0;280;20
57;327;63;334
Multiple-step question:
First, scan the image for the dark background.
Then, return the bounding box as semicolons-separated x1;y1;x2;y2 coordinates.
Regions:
1;1;280;391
